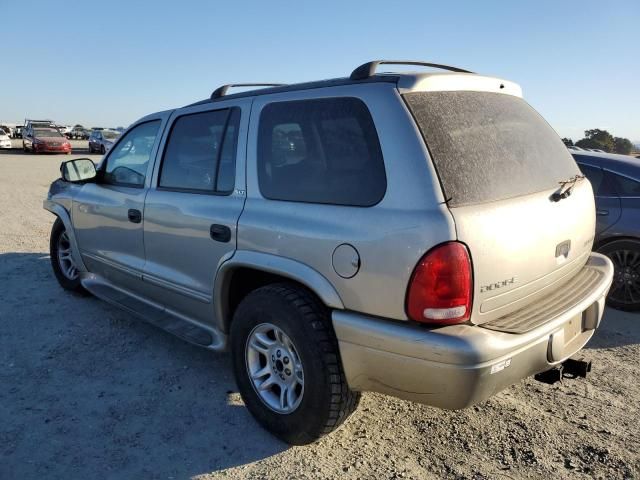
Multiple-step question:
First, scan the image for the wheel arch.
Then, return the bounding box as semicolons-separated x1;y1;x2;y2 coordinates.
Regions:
214;251;344;334
44;200;88;273
594;234;640;251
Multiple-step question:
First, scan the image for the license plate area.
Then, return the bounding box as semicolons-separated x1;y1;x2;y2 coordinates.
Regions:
563;313;584;346
548;312;588;362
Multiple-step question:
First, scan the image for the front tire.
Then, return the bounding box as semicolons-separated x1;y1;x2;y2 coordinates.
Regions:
597;239;640;311
230;283;360;445
50;218;86;294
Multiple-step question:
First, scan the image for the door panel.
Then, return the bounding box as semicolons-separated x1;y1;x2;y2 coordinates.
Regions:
72;116;167;295
142;101;249;325
593;195;621;235
142;191;244;320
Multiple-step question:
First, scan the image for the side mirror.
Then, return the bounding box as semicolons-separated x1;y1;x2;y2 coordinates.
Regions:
61;158;97;183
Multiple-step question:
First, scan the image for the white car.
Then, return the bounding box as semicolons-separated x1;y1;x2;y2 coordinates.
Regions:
0;132;12;149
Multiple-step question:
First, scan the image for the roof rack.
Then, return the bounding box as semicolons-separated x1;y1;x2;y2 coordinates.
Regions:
350;60;473;80
211;83;286;100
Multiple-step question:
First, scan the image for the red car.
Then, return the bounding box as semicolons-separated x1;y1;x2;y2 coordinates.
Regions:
23;127;72;154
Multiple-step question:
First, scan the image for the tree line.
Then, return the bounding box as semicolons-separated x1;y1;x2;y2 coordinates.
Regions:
562;129;634;155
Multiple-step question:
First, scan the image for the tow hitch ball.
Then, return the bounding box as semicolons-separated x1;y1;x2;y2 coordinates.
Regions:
534;358;592;385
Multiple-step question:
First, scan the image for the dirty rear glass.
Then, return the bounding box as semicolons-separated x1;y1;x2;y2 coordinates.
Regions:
403;91;580;207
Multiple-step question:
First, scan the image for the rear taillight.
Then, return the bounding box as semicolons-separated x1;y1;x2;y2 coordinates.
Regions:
406;241;472;325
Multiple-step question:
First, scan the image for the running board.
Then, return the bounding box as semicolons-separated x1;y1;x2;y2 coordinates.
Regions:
81;274;225;350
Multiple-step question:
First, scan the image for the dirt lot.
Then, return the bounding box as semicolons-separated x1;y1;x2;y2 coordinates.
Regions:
1;145;639;479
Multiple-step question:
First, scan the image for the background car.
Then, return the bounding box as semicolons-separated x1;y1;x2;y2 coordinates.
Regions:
573;151;640;310
70;127;90;139
23;127;72;154
12;126;23;138
88;129;121;154
0;130;12;149
0;125;13;137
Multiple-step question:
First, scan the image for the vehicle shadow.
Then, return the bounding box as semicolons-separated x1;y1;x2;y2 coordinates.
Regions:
0;252;287;479
586;306;640;349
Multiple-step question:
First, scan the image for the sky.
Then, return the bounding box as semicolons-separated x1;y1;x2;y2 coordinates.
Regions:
1;0;638;143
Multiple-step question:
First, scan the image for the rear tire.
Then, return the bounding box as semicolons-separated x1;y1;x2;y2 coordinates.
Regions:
50;218;87;294
230;283;360;445
597;238;640;311
100;145;105;154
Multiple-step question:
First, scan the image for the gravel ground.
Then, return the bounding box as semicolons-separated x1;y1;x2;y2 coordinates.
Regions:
1;145;639;479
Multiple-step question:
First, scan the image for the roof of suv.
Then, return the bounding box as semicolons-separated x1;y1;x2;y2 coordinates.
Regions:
185;60;522;107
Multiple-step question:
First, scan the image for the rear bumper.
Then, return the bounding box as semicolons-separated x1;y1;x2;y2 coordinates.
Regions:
333;253;613;409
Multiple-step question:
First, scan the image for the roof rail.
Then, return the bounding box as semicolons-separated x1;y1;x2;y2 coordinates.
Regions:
211;83;286;100
350;60;473;80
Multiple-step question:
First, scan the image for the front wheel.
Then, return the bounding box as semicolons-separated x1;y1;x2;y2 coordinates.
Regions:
49;218;86;294
598;239;640;311
230;283;360;445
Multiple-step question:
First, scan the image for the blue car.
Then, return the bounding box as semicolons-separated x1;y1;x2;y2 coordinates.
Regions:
573;152;640;311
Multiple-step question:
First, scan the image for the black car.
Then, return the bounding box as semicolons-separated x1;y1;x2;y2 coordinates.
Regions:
573;152;640;310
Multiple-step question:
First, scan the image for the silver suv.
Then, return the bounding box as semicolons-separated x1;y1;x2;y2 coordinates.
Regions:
45;60;614;445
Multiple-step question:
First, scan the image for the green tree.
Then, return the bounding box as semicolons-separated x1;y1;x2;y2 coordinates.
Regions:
575;129;615;152
561;138;574;146
613;137;633;155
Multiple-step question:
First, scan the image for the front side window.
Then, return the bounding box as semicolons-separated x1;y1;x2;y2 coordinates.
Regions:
103;120;161;187
159;107;240;193
257;97;386;206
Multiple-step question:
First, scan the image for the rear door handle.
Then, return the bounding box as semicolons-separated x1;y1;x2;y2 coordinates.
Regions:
128;209;142;223
596;209;609;216
210;224;231;243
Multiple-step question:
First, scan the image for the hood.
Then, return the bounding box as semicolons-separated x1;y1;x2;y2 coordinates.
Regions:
37;136;68;143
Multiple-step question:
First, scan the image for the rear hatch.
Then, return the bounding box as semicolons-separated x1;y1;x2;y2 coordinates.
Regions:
403;89;595;324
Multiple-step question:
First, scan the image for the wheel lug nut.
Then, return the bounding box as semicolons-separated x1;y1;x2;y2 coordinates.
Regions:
283;357;289;364
285;368;291;376
280;374;285;380
277;350;282;358
271;355;275;362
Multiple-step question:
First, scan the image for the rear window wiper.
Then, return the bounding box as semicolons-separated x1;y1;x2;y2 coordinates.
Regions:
551;174;585;202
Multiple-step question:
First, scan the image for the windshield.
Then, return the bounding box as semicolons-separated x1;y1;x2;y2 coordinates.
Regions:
403;91;580;207
103;130;120;140
34;129;63;137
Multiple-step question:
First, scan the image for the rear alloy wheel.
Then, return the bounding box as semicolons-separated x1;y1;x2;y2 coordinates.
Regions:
598;239;640;311
231;283;360;445
246;323;305;414
50;218;87;294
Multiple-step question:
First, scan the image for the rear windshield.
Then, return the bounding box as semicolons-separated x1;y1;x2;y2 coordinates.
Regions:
403;91;580;207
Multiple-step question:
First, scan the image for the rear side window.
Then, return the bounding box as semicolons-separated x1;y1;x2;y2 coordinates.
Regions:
404;91;580;207
159;108;240;193
578;163;604;193
257;97;386;206
606;171;640;197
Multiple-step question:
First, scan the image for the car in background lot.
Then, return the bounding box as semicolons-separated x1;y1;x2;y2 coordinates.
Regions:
23;127;72;154
70;127;90;140
0;131;12;149
56;125;72;137
573;151;640;311
0;125;13;137
88;129;120;154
